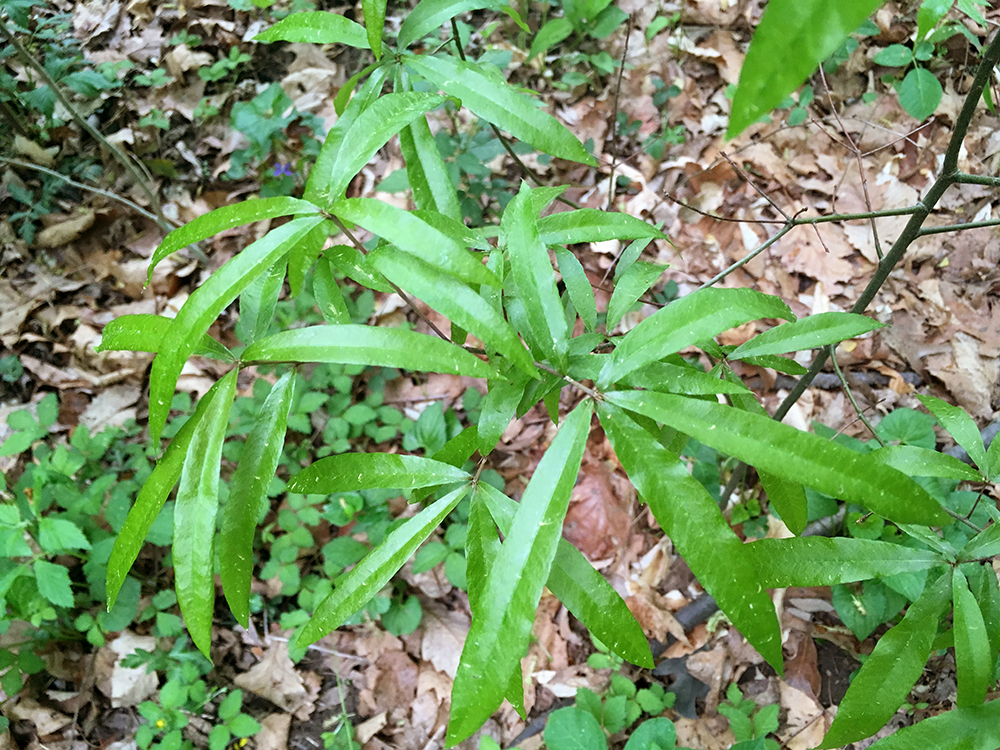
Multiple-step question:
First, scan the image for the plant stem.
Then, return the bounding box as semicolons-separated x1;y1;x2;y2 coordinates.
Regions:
773;29;1000;423
829;345;885;447
0;23;171;233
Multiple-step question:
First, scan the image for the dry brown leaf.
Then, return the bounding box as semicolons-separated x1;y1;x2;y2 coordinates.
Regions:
420;600;468;679
35;210;95;249
7;698;71;736
252;714;290;750
93;631;159;708
233;641;317;720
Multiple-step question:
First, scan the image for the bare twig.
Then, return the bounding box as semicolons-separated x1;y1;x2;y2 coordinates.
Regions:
719;150;790;221
829;345;885;446
606;15;633;212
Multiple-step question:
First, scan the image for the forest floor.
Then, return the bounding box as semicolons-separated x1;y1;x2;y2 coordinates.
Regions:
3;1;1000;749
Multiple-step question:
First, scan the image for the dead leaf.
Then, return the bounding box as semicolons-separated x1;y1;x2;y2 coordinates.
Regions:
93;631;159;708
420;600;468;679
234;641;318;720
13;137;58;168
79;384;140;433
7;698;71;736
252;714;290;750
35;210;95;248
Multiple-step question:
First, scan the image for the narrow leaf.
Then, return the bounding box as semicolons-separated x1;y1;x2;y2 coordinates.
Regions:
288;219;331;297
608;390;951;527
953;568;991;707
467;488;500;617
399;113;463;221
402;53;596;166
871;445;983;482
333;198;497;287
503;182;569;370
478;481;652;668
478;373;530;455
606;261;666;332
306;66;391;206
747;537;944;587
537;209;668;246
324;244;394;293
96;314;235;362
528;18;573;61
729;312;885;360
865;700;1000;750
106;377;227;608
147;198;320;282
729;0;884;137
220;372;294;627
369;246;538;378
553;247;596;332
288;453;470;495
960;522;1000;563
235;255;287;345
298;486;468;645
312;258;352;324
255;12;370;47
448;402;592;744
618;360;753;396
915;394;988;475
325;93;448;202
242;324;493;379
398;0;499;50
362;0;387;58
598;403;783;672
148;217;324;444
174;369;237;658
601;287;794;387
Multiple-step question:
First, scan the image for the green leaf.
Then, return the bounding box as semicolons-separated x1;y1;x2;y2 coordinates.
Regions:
38;517;91;552
865;700;1000;750
617;360;753;396
914;394;988;474
323;93;448;202
147;198;320;282
528;18;573;61
478;481;652;668
600;288;793;387
819;572;952;749
953;568;991;707
956;0;987;26
288;453;469;494
242;324;492;378
728;0;884;137
402;53;596;166
333;198;497;287
220;372;294;627
218;690;243;721
106;377;226;608
729;312;885;360
747;537;944;587
448;402;592;744
536;210;667;246
312;258;352;325
478;373;530;455
398;0;498;49
33;560;74;607
362;0;387;58
96;314;235;362
235;255;287;345
504;183;569;370
622;718;677;750
288;219;332;297
553;247;596;333
174;369;237;658
872;44;914;66
368;247;538;378
298;486;468;645
897;67;942;121
307;66;391;205
543;707;608;750
399;112;463;221
607;391;951;527
598;403;783;672
606;261;666;332
324;244;394;293
148;216;324;445
917;0;954;40
466;489;500;617
959;521;1000;562
870;445;983;482
254;12;370;47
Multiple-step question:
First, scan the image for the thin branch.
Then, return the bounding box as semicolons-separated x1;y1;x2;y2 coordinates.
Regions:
774;29;1000;424
951;171;1000;186
1;157;164;224
719;150;790;221
918;217;1000;235
535;360;602;400
695;222;796;291
0;23;170;232
606;15;633;213
330;215;451;341
829;345;884;447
